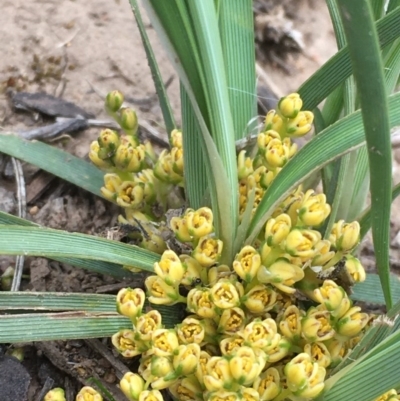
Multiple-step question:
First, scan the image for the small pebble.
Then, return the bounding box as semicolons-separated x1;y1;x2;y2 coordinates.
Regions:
29;206;39;215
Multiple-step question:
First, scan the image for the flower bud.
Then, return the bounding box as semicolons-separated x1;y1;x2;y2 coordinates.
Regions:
284;353;325;398
330;220;360;252
285;229;322;261
171;146;184;175
100;173;122;201
311;240;335;266
177;317;205;344
112;330;146;357
89;140;113;170
116;181;144;209
344;255;366;282
264;213;292;246
120;107;138;134
187;288;217;319
220;336;245;356
242;319;280;352
253;368;281;401
304;342;331;368
278;93;303;119
186;207;214;239
285;110;314;137
203;356;233;392
154;250;186;286
195;350;212;384
173;343;201;375
76;386;103;401
242;285;277;314
238;150;254;179
180;255;203;286
105;90;124;112
229;346;263;386
266;337;291;363
298;190;331;227
113;143;145;173
257;258;304;294
44;388;66;401
134;169;157;204
336;306;369;337
208;391;240;401
263;138;290;169
169;377;203;401
170;216;192;242
151;329;179;357
278;305;303;342
138;390;164;401
145;275;181;305
135;310;163;342
170;129;183;148
192;236;223;268
210;279;240;309
153;150;183;184
233;245;261;283
257;130;280;151
120;372;145;401
264;109;283;133
150;355;174;378
301;308;335;342
116;287;146;319
218;307;246;335
97;129;120;160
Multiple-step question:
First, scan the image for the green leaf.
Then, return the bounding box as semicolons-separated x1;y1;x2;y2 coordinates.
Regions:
0;312;131;342
0;134;104;197
128;0;176;136
299;6;400;110
338;0;392;308
0;226;158;272
246;91;400;244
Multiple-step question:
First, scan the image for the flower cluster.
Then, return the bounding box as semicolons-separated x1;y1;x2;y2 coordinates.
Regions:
57;91;393;401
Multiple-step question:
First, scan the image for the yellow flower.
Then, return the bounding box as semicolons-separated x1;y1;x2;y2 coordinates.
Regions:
170;146;184;175
97;128;120;159
344;255;366;282
154;250;186;286
113;142;145;173
180;255;203;286
116;181;145;209
233;245;261;283
151;329;179;357
336;306;369;337
301;308;336;342
257;130;281;150
169;377;203;401
304;342;331;368
241;387;260;401
330;220;360;251
284;353;325;398
220;336;245;356
89;140;114;169
229;346;264;386
138;353;153;381
135;310;163;342
265;338;291;363
76;386;103;401
264;214;292;246
120;372;145;401
134;169;157;204
153;149;183;184
284;229;321;261
192;236;223;267
263;138;291;169
253;367;281;401
278;93;303;119
203;356;233;392
105;90;124;112
298;190;331;227
177;316;205;344
186;207;214;239
242;319;280;352
210;280;240;309
195;350;212;385
242;284;277;314
325;338;348;367
145;275;181;305
116;287;145;319
187;288;217;319
218;307;246;335
44;388;66;401
207;390;240;401
311;240;335;266
257;258;304;294
285;110;314;137
120;107;139;134
375;389;400;401
138;390;164;401
264;109;283;133
173;343;201;375
278;304;303;342
170;129;183;148
237;150;254;179
208;265;234;286
100;173;122;201
112;330;146;358
170;216;192;242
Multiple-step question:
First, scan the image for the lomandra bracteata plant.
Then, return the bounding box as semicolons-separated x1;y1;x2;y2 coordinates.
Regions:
44;93;390;401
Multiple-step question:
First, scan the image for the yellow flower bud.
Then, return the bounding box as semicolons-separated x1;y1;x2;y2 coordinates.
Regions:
278;93;303;119
301;308;336;342
375;389;399;401
238;150;254;180
263;138;290;169
169;377;203;401
140;231;167;255
170;146;184;175
135;310;162;342
336;306;369;337
112;329;146;358
153;149;183;184
344;255;366;282
100;173;122;201
170;129;183;148
195;349;212;384
285;228;321;261
173;343;201;375
325;338;348;367
151;329;179;357
265;337;291;363
286;110;314;137
116;181;144;209
278;305;303;342
44;388;66;401
105;90;124;112
284;353;325;398
330;220;360;252
120;107;139;134
97;128;120;160
89;140;114;170
229;346;264;386
180;255;203;286
187;288;217;319
186;207;214;239
170;216;192;242
298;190;331;227
253;367;281;401
192;236;223;268
177;316;205;344
257;130;280;150
210;279;240;309
145;275;181;305
220;336;245;356
150;355;174;378
264;109;283;133
242;319;280;352
233;245;261;283
207;390;240;401
265;213;292;246
113;143;145;173
203;356;233;392
76;387;103;401
120;372;145;401
304;342;331;368
311;240;335;266
116;287;145;319
134;169;157;203
138;390;164;401
154;250;186;286
242;284;277;314
257;258;304;294
218;307;246;335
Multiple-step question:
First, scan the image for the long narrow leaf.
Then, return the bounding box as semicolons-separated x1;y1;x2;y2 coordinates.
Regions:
246;91;400;244
0;134;104;197
338;0;392;308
